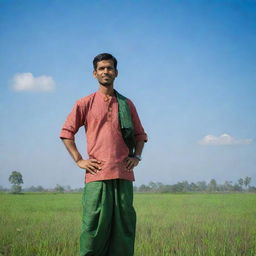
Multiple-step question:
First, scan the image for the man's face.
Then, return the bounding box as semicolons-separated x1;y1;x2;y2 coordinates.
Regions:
93;60;118;87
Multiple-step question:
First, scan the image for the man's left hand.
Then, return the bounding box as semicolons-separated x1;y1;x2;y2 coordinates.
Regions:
124;157;140;172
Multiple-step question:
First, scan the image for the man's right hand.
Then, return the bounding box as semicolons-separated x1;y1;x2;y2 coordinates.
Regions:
76;159;101;175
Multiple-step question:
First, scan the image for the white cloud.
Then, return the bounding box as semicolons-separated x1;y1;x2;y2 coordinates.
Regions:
199;133;252;145
12;72;55;92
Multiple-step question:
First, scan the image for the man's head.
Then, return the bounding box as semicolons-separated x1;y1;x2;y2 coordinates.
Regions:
93;53;118;87
93;53;117;71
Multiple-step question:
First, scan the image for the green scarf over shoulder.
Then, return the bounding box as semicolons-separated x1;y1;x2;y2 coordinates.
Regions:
114;90;135;156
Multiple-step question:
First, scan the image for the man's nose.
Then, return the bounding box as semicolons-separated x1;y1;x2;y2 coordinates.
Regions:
103;68;109;74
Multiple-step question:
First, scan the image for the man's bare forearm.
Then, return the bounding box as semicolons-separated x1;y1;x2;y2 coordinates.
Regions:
134;140;145;156
61;138;102;175
61;138;83;163
125;140;145;170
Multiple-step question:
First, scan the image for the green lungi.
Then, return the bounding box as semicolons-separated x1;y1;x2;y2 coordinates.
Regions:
80;179;136;256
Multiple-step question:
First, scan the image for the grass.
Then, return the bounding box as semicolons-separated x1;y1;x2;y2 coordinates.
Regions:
135;193;256;256
0;192;255;255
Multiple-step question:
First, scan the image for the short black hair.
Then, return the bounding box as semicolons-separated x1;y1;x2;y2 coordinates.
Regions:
93;53;118;71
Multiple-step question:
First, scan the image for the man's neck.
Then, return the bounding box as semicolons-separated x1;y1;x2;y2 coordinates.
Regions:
98;84;115;96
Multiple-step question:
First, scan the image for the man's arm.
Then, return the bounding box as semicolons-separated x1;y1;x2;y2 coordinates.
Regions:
134;140;145;156
61;138;101;175
125;140;145;171
60;100;101;175
125;99;148;171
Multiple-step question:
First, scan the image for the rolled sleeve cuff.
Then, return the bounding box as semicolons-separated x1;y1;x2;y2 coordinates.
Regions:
60;129;75;140
135;134;148;142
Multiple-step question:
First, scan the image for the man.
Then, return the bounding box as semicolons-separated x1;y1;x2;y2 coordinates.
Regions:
60;53;147;256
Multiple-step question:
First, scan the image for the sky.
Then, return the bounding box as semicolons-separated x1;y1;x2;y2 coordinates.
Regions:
0;0;256;188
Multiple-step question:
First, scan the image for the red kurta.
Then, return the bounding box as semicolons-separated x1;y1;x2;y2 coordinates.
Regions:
60;90;147;183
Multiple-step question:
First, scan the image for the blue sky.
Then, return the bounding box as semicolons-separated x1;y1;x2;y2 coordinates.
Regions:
1;0;256;188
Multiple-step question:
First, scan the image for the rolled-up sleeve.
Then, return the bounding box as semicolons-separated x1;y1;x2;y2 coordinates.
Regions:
127;99;148;143
60;100;86;140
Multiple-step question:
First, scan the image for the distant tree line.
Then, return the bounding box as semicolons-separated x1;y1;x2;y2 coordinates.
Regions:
1;171;255;194
0;184;84;193
1;171;84;193
134;177;255;193
23;185;83;193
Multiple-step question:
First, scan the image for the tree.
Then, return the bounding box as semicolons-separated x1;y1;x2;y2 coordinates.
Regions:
36;185;45;192
238;178;244;189
133;186;138;192
27;186;37;192
174;180;190;192
190;182;199;192
138;184;151;192
223;181;233;192
148;181;158;192
244;177;252;190
233;183;242;192
207;179;217;192
196;181;207;191
248;186;256;193
8;171;23;194
55;184;64;193
64;185;71;192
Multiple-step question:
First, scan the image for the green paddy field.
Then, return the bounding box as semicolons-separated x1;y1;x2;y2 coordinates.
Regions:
0;193;255;256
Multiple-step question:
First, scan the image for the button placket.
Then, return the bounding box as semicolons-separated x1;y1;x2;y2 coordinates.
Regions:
106;97;112;121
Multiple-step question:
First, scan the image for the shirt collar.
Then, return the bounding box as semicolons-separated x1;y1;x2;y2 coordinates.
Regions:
96;90;116;102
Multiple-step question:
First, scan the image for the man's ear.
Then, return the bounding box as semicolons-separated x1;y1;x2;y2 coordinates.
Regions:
93;70;97;78
115;69;118;77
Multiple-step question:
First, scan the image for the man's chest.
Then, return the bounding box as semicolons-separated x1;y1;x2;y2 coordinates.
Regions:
86;99;120;129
